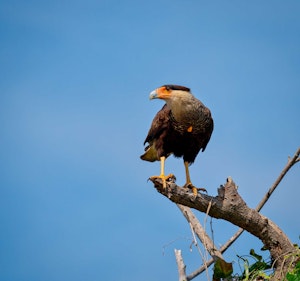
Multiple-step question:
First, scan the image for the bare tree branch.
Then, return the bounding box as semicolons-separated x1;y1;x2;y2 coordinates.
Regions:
183;147;300;279
150;176;297;279
174;249;187;281
220;147;300;252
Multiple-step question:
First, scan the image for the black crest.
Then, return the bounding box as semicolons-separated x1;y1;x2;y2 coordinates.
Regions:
163;85;190;92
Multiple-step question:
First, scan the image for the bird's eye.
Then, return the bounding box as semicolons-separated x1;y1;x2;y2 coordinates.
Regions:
165;86;170;91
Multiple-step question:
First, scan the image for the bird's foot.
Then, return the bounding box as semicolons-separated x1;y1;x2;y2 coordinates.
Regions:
184;182;207;195
149;174;176;188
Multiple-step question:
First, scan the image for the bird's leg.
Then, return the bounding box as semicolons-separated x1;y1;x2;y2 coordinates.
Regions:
183;161;207;195
150;156;174;188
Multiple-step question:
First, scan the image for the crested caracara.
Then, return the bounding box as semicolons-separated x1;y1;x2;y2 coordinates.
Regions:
140;85;214;194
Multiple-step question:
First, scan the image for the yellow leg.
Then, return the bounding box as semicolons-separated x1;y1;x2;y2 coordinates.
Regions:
150;156;174;188
160;156;166;177
184;161;192;184
184;161;207;195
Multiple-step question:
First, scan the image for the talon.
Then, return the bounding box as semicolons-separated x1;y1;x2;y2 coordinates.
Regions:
184;182;207;195
150;174;175;188
197;187;207;193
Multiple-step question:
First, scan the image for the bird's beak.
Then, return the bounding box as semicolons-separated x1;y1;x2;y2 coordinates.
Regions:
149;87;172;100
149;90;158;100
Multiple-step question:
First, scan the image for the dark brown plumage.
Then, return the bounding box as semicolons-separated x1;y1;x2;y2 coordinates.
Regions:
140;85;213;193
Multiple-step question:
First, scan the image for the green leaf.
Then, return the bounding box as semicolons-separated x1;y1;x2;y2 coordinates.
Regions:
250;249;262;261
213;258;233;279
286;272;300;281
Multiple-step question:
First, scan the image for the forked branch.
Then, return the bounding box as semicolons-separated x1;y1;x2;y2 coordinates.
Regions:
185;147;300;279
150;146;300;280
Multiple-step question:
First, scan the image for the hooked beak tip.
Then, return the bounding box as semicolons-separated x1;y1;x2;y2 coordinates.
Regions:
149;90;158;100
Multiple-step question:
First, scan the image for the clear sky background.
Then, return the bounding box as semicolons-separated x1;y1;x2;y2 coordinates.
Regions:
1;1;299;280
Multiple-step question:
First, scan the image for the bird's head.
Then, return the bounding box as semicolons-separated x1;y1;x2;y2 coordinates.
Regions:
149;85;192;101
149;85;197;120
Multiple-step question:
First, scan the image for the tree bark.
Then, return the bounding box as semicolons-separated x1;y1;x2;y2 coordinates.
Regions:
150;176;296;279
174;249;187;281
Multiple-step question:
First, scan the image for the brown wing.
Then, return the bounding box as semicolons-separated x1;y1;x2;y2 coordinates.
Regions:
143;104;170;145
140;104;171;162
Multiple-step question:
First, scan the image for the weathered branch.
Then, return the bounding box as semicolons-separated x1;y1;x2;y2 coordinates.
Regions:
180;147;300;279
175;249;187;281
150;176;296;279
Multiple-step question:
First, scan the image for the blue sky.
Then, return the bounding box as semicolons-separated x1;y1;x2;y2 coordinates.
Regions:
1;1;300;280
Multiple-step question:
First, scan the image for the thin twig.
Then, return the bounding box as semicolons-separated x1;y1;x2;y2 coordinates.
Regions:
203;200;213;262
188;222;210;281
186;227;245;280
256;147;300;212
176;204;223;260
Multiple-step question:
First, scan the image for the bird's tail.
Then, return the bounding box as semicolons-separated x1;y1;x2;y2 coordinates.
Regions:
140;144;159;162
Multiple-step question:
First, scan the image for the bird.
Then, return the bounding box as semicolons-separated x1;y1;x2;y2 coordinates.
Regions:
140;85;214;194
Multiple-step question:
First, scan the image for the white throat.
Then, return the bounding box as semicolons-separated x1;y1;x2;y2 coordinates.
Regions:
166;96;194;121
